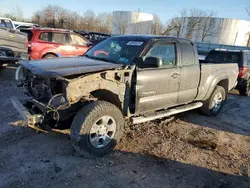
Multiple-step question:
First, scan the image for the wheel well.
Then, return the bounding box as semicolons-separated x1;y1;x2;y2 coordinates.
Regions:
91;90;122;110
217;79;229;92
42;53;58;58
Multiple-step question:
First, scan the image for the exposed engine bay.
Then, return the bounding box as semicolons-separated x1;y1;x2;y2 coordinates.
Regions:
15;66;71;129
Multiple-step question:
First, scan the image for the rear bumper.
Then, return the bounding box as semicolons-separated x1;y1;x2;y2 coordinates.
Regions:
11;97;47;132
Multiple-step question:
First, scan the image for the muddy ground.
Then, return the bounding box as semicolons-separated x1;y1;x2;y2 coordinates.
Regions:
0;65;249;188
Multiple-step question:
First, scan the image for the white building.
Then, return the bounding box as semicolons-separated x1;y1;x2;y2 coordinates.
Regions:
170;17;250;47
112;11;153;35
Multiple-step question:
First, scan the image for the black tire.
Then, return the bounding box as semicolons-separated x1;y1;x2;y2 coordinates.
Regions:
200;86;226;116
43;54;57;59
239;80;250;96
70;101;124;158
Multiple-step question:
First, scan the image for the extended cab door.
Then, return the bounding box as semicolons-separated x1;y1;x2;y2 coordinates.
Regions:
69;33;89;56
135;41;181;114
178;42;200;104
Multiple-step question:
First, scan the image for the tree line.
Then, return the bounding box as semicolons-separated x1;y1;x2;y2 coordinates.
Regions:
1;5;250;42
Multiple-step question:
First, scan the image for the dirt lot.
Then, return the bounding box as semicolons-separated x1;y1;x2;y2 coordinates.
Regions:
0;65;250;188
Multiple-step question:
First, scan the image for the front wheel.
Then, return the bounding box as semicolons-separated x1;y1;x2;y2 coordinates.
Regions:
70;101;124;158
200;86;226;116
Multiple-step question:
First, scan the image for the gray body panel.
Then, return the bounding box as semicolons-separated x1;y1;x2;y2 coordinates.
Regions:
178;64;200;104
196;63;238;100
136;68;181;113
0;19;27;56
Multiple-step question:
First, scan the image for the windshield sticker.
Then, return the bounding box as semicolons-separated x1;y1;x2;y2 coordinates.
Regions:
127;41;144;46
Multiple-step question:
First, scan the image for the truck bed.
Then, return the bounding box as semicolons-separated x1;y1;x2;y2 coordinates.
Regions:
196;61;238;100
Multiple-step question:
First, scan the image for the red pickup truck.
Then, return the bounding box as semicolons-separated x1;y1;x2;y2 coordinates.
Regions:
20;27;90;59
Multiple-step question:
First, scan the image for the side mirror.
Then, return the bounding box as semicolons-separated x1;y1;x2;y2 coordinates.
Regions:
144;56;162;68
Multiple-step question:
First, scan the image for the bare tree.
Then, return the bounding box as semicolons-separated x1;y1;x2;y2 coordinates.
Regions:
246;7;250;16
184;9;206;39
112;11;128;34
162;17;184;36
83;10;96;31
57;7;68;28
162;9;187;37
32;10;42;25
152;15;163;35
246;32;250;47
200;11;217;42
3;13;16;21
96;12;112;33
43;5;57;27
11;5;24;21
131;10;141;34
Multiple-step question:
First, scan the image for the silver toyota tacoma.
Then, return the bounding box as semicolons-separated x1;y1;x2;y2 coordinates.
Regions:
12;35;238;157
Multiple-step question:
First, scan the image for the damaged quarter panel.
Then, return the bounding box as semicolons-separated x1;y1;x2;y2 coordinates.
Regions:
65;69;133;114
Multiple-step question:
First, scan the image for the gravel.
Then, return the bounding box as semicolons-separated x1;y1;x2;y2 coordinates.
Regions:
0;65;249;188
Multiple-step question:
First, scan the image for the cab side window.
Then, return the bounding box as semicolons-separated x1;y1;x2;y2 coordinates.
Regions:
145;43;176;68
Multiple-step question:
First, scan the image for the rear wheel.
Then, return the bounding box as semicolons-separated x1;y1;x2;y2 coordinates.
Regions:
43;54;57;59
70;101;124;158
200;86;226;116
239;80;250;96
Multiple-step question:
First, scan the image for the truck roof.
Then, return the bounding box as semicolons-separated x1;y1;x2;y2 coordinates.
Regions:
112;35;193;43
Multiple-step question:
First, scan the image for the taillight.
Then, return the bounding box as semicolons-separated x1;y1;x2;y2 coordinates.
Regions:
27;42;32;54
239;66;246;77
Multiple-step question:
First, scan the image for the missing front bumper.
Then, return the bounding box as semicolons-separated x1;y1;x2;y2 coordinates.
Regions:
11;96;48;133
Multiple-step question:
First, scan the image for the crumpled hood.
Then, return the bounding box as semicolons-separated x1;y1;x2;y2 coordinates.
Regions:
19;56;123;77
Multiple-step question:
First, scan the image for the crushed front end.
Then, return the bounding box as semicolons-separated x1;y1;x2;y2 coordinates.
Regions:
12;66;71;132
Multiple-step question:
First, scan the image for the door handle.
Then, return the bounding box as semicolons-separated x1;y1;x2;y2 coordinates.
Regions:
171;73;179;78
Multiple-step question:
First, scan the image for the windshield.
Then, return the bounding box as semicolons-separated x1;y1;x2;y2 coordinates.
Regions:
85;37;145;65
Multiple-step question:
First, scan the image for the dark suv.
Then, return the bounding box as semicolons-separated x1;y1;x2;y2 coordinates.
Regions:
205;49;250;96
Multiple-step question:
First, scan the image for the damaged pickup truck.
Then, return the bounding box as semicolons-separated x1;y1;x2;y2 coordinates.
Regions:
12;35;238;157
